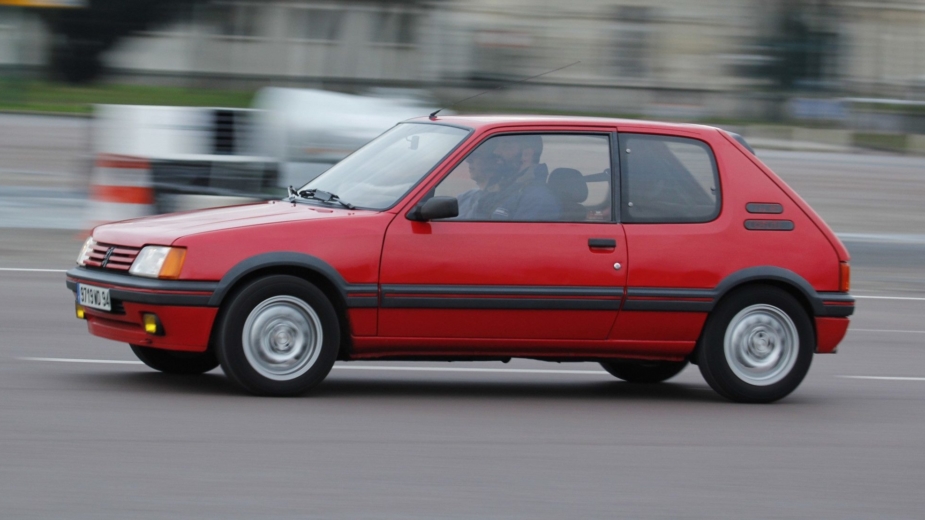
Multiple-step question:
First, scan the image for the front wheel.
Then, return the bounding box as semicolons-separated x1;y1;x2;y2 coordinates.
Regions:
130;345;219;374
697;285;814;403
600;360;688;383
215;275;340;396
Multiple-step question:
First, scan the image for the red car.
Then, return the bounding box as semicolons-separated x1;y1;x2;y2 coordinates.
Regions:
67;115;853;402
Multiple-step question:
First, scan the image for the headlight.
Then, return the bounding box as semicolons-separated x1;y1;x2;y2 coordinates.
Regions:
76;237;96;266
129;246;187;279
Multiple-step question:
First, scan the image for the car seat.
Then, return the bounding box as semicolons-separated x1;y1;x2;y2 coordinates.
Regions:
547;168;588;221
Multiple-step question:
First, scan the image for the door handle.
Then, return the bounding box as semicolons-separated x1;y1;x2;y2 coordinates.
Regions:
588;238;617;249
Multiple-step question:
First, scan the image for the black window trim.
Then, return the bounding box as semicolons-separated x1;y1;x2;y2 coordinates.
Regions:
420;130;619;224
611;131;621;224
618;132;723;225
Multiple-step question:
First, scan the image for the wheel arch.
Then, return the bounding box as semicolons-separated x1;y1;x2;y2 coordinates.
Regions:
713;267;824;318
691;267;822;362
209;253;357;359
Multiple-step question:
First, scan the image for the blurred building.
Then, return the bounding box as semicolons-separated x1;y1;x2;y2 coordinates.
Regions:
4;0;925;118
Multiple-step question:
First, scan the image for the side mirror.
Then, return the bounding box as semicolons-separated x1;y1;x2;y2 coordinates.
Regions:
408;196;459;221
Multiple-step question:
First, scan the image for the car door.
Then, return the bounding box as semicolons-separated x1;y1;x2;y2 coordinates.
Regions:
615;128;726;344
378;130;626;350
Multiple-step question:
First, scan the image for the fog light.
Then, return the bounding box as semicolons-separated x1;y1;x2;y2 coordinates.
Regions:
75;304;85;320
142;313;163;335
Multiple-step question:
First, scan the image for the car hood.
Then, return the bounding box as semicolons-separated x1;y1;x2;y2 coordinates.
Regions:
92;201;378;247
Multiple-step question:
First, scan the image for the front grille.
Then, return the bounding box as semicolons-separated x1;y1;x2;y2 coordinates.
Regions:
84;243;141;272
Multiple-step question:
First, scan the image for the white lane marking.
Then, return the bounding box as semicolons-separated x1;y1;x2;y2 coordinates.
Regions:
854;295;925;301
851;328;925;334
837;376;925;382
19;357;925;382
19;357;142;365
838;233;925;245
18;356;609;375
0;268;68;273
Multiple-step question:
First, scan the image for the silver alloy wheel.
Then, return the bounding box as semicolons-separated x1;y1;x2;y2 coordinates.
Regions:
723;303;799;386
242;295;323;381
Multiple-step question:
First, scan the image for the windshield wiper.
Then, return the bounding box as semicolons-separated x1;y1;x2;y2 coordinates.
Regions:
287;186;356;210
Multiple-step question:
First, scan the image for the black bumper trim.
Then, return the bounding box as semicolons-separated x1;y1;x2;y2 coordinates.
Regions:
67;267;218;293
69;267;381;309
818;292;855;317
67;267;216;307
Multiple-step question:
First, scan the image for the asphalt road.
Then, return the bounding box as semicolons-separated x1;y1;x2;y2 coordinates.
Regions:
1;238;925;519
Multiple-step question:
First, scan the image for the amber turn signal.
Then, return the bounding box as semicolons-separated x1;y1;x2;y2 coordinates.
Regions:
158;248;186;280
839;262;851;293
75;304;86;319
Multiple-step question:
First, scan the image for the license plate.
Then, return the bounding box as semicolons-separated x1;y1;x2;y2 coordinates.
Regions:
78;283;111;312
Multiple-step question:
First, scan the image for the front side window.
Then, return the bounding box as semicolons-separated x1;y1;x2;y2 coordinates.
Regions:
302;123;469;210
434;133;613;222
621;134;720;223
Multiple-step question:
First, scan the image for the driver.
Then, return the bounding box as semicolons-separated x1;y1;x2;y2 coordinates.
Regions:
456;140;501;219
473;135;560;221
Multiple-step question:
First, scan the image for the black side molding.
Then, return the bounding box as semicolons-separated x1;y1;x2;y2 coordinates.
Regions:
624;267;854;317
345;285;378;308
380;285;623;311
623;287;714;312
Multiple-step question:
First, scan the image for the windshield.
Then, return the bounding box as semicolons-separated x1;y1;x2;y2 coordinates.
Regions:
300;123;470;210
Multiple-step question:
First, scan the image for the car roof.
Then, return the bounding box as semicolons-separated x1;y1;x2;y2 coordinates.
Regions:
406;114;717;134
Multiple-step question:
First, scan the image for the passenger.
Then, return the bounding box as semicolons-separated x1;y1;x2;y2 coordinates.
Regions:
492;134;549;183
473;135;560;221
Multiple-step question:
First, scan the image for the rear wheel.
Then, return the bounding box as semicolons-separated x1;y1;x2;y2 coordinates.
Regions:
215;275;340;396
697;285;814;403
130;345;219;374
600;360;688;383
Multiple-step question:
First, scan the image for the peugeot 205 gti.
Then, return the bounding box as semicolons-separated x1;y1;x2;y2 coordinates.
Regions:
67;116;854;402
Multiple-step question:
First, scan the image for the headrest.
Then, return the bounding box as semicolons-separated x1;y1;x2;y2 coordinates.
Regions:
547;168;588;203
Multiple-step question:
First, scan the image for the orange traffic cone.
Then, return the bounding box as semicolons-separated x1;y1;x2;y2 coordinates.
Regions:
85;154;155;230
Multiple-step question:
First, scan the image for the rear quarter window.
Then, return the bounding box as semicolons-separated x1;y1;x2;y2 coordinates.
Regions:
621;134;720;223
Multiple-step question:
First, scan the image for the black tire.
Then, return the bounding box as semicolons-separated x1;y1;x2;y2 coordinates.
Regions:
600;360;688;383
130;345;219;375
215;275;340;396
697;285;814;403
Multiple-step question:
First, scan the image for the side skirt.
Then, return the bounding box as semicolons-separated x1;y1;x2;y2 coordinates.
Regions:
349;336;694;362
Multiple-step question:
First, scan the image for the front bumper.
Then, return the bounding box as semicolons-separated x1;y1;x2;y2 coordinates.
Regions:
66;267;218;352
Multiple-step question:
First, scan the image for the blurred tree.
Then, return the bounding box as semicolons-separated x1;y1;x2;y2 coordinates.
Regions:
40;0;203;83
764;0;840;91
